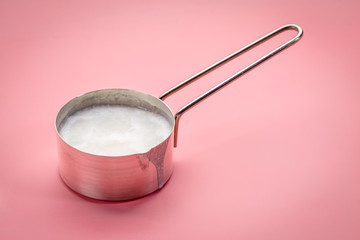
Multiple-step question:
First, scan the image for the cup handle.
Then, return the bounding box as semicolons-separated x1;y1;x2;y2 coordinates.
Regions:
160;24;303;147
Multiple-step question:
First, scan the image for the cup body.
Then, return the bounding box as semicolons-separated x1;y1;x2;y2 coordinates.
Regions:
55;89;175;201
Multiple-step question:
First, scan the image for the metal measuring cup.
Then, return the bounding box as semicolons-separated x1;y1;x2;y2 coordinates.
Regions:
55;24;303;201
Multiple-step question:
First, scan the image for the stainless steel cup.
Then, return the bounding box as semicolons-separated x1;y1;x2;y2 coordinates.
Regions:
55;24;303;201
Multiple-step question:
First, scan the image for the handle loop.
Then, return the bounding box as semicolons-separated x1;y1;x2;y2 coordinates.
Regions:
160;24;303;147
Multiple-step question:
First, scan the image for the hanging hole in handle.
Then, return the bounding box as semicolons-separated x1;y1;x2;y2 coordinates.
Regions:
160;24;303;147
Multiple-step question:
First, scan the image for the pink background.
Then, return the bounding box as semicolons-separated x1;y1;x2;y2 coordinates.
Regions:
1;0;360;239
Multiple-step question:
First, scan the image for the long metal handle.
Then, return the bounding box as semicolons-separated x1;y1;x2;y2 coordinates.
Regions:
160;24;303;147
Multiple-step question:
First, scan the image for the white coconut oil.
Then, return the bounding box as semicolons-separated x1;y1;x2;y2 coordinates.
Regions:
59;105;172;156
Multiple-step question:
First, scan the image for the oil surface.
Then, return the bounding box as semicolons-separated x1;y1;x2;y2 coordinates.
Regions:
60;105;172;156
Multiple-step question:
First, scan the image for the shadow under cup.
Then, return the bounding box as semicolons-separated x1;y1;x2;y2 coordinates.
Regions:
55;89;175;201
